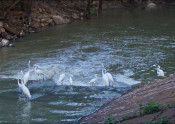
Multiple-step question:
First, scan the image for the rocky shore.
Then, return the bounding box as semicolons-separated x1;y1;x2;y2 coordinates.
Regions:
77;75;175;124
0;0;123;47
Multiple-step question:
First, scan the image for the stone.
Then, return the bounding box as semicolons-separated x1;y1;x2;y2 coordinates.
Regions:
50;10;56;15
72;13;79;19
40;19;46;23
39;8;43;13
80;12;84;16
41;23;45;27
9;44;14;47
1;39;9;46
32;18;40;22
47;19;53;24
19;31;25;37
31;22;40;28
52;15;68;24
0;21;3;27
0;27;5;33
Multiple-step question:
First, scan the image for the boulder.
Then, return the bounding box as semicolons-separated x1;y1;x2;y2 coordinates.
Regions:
72;13;79;19
47;19;53;24
0;27;5;34
0;21;3;27
31;22;40;28
80;12;84;16
147;2;156;8
1;39;9;46
32;18;40;22
19;31;25;37
50;10;56;15
40;18;46;23
52;15;68;24
39;8;43;13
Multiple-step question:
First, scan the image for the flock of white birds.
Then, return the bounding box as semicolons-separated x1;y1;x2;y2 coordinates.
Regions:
17;60;165;101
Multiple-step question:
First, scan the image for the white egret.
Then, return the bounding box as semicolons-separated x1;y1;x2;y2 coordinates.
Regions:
104;68;114;86
156;65;165;77
102;64;109;86
69;77;73;85
23;60;32;85
34;65;44;80
88;74;98;86
17;73;22;88
18;71;32;99
58;74;66;85
17;78;22;88
21;81;32;99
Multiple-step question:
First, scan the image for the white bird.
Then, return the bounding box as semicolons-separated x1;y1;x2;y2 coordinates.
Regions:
69;77;73;85
34;65;44;80
88;74;98;86
18;71;32;99
156;65;165;77
102;64;109;86
23;60;32;85
21;81;32;99
17;73;22;88
17;78;22;88
58;74;66;85
104;68;114;87
34;65;43;75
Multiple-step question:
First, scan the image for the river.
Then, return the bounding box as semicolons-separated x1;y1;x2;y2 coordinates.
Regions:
0;5;175;123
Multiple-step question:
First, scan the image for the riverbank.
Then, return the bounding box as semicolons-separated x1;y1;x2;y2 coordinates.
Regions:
0;0;124;47
77;75;175;123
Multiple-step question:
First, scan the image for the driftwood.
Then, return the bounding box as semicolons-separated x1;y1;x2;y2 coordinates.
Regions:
4;26;19;36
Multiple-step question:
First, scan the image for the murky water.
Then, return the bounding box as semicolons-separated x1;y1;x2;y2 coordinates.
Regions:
1;5;175;123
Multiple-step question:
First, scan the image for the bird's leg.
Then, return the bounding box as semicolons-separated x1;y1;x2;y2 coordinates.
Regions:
21;90;24;95
25;95;28;102
42;74;44;81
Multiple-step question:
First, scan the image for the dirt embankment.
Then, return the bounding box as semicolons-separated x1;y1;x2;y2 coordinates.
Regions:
78;75;175;124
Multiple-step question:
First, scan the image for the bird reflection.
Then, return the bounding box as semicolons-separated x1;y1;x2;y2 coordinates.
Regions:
20;102;32;123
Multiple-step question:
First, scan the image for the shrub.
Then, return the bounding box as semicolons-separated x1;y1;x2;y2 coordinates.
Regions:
105;114;115;124
143;101;161;114
147;118;168;124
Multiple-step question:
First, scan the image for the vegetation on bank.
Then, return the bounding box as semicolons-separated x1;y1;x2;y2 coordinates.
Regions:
104;100;175;124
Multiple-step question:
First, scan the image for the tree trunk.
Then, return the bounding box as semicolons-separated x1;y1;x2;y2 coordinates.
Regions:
26;0;32;25
98;0;102;14
86;0;93;19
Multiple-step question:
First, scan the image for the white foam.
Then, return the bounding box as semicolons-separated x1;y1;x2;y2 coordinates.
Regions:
115;70;140;86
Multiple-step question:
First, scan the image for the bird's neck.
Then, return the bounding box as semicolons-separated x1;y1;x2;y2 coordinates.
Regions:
95;75;97;79
102;68;104;75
